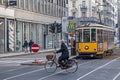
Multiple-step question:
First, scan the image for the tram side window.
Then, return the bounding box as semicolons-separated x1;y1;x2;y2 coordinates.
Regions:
91;29;96;42
83;29;90;42
97;29;103;42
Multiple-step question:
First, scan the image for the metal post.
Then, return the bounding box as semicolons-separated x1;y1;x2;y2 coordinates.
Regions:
54;21;57;50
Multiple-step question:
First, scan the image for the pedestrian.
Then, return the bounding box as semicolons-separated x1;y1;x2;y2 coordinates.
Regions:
29;39;34;53
23;39;28;53
55;39;69;68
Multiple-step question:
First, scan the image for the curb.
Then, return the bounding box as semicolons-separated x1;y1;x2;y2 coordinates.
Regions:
0;48;72;58
0;49;57;58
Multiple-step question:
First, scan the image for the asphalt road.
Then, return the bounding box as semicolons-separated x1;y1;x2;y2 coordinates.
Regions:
0;49;120;80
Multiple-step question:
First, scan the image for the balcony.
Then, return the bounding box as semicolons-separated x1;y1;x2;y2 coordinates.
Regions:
71;7;78;12
80;5;87;11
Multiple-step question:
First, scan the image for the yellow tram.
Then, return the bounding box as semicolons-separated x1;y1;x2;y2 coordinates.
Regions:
75;24;114;58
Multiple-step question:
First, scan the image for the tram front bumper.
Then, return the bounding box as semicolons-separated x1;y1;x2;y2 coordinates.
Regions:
79;52;97;57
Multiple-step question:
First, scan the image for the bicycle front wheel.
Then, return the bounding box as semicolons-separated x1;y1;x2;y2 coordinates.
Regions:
44;60;57;73
66;59;78;73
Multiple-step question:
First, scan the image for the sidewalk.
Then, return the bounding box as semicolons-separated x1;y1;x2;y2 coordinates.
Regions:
0;49;56;58
0;48;77;65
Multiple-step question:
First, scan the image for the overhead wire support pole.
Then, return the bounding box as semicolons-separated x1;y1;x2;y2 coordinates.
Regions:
96;2;106;25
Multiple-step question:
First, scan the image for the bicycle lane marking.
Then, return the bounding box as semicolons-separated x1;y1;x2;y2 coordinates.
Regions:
37;60;95;80
76;57;120;80
3;68;45;80
113;71;120;80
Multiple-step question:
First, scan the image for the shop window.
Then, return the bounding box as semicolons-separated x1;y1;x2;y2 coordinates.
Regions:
37;24;43;49
31;24;37;43
16;22;23;52
24;23;30;41
0;19;5;53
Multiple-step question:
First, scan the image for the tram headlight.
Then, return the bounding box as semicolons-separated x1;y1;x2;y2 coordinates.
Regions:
98;43;103;51
85;46;89;50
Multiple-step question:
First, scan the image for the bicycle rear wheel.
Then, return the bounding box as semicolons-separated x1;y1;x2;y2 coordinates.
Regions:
44;60;57;73
66;59;78;73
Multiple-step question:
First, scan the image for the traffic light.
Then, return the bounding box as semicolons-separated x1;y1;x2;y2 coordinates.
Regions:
57;24;62;33
49;24;55;33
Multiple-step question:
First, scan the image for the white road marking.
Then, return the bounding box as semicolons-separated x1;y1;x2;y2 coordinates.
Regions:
3;68;45;80
76;57;120;80
37;60;95;80
0;58;45;64
0;66;28;74
113;72;120;80
0;60;34;64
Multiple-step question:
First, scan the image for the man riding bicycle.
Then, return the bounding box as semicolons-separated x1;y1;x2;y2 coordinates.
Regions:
55;39;69;67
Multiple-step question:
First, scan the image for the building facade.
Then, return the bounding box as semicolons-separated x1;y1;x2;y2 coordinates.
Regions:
0;0;68;53
68;0;118;27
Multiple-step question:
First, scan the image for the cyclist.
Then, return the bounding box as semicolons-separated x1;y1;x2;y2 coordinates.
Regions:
55;39;69;68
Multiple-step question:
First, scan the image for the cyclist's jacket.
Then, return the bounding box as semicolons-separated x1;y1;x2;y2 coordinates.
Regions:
56;42;69;58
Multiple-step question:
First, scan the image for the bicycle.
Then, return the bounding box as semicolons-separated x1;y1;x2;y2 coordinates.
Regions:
44;52;78;73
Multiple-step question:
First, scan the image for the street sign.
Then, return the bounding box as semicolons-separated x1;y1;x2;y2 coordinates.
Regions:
32;44;39;53
67;21;76;33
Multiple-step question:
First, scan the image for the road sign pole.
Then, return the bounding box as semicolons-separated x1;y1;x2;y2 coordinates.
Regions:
31;44;42;64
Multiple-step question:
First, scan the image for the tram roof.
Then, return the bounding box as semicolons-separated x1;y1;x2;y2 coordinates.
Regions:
76;23;114;31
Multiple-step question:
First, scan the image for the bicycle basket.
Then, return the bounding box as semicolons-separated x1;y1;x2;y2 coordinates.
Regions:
46;55;54;60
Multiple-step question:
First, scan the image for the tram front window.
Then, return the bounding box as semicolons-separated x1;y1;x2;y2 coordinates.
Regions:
83;29;90;42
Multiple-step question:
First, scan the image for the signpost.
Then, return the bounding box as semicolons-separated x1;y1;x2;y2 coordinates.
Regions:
31;44;39;53
31;43;41;64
